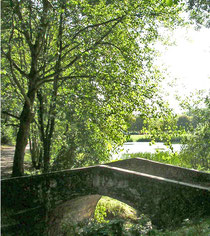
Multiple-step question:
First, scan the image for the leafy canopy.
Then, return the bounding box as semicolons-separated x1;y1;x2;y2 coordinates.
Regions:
2;0;184;171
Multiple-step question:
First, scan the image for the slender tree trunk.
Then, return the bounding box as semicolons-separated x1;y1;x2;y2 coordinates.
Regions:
12;91;35;177
42;95;57;173
43;140;51;173
42;10;63;173
29;135;43;170
37;90;55;173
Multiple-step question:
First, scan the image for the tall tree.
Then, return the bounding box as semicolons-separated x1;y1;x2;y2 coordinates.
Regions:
186;0;210;28
177;115;191;130
127;115;145;134
180;93;210;170
2;0;182;176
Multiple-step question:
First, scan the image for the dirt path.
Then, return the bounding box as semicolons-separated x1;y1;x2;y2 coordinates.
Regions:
1;145;16;178
1;145;31;179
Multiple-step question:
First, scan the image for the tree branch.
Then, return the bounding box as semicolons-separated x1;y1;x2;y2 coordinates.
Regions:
37;15;125;88
35;0;53;55
37;43;81;75
36;74;96;88
1;49;29;79
99;41;126;55
2;111;20;120
10;64;31;107
13;0;32;48
72;16;125;41
7;15;31;107
5;123;20;127
36;55;80;88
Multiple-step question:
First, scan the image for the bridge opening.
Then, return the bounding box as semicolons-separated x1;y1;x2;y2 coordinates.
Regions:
47;195;151;236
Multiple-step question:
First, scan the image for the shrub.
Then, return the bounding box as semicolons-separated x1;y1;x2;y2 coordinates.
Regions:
1;126;15;145
180;122;210;171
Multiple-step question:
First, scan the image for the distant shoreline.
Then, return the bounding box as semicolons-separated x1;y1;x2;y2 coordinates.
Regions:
127;134;183;144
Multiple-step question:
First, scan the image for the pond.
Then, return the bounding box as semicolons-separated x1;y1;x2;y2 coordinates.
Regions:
112;142;182;160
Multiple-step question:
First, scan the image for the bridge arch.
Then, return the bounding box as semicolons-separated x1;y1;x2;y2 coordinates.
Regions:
47;194;140;236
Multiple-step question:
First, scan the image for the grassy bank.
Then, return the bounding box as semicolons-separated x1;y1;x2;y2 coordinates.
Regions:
122;151;185;168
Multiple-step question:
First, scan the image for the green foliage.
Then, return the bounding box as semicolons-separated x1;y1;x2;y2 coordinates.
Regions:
1;72;21;145
61;216;152;236
61;218;124;236
142;104;183;148
180;123;210;171
176;115;191;131
122;147;209;172
123;151;185;167
127;112;192;143
95;204;108;223
1;0;186;174
127;115;144;134
149;217;210;235
186;0;210;28
51;113;118;170
127;134;152;142
1;126;16;145
178;92;210;170
61;205;210;235
60;196;151;235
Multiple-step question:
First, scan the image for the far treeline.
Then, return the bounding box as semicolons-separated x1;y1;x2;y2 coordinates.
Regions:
1;0;210;177
128;112;206;135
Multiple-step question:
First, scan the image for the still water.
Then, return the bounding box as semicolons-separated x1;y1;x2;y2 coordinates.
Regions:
112;142;182;160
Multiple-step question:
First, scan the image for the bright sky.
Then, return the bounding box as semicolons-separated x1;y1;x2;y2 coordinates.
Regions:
156;26;210;113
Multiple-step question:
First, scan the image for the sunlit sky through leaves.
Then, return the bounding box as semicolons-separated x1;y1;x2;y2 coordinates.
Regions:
156;26;210;113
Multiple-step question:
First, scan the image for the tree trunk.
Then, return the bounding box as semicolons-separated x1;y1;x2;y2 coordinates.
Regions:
37;90;53;173
12;92;35;177
29;136;43;170
43;140;51;173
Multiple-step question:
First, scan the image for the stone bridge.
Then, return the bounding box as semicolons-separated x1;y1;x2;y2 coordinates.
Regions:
1;158;210;236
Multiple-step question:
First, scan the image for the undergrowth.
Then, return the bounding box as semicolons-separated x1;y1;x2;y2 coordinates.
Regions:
122;151;210;172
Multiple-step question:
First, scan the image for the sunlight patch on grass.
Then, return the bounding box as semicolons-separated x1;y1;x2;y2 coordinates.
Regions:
95;196;138;223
